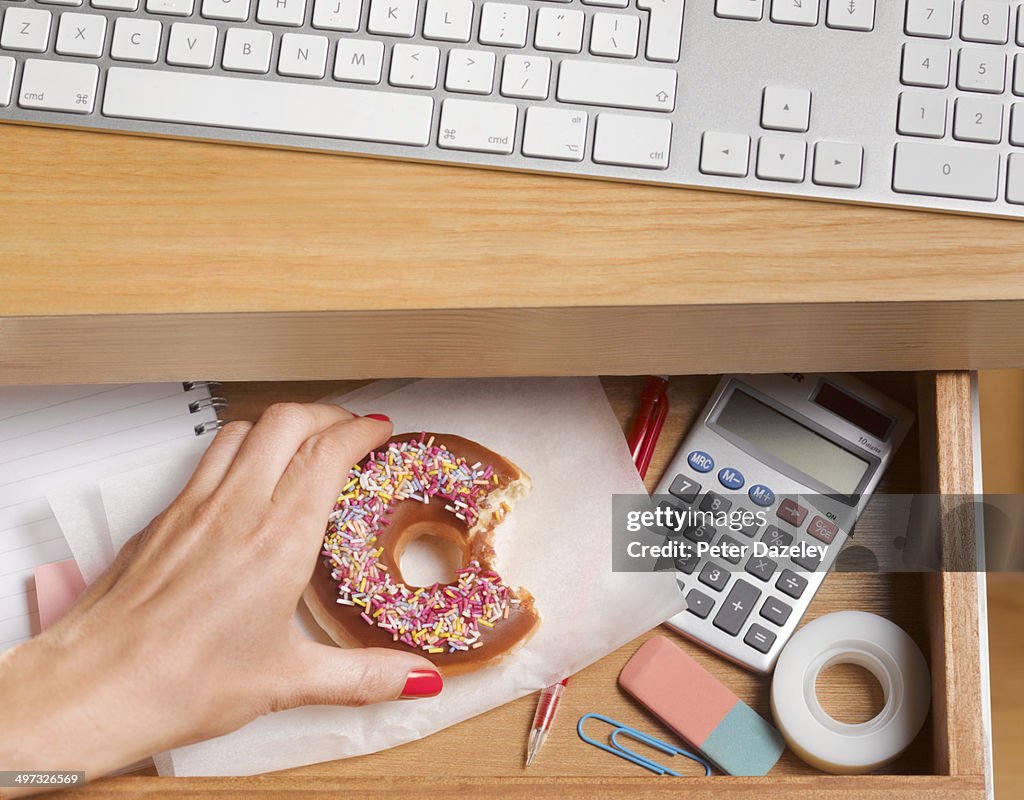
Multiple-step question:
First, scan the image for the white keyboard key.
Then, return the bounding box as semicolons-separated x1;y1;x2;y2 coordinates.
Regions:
897;91;947;137
1018;5;1024;45
389;43;439;88
535;7;584;53
756;136;806;182
1007;152;1024;203
957;48;1005;94
479;3;528;47
901;42;950;88
445;48;495;94
699;131;750;177
557;60;676;112
1011;103;1024;146
583;0;627;7
1015;53;1024;96
953;96;1003;143
770;0;818;26
0;57;15;106
167;23;218;68
716;0;762;20
813;141;863;188
761;86;811;132
522;106;587;161
202;0;251;21
279;32;328;78
368;0;418;36
91;0;139;10
826;0;873;30
312;0;360;29
55;12;106;58
892;141;998;201
501;54;550;99
590;13;640;58
111;17;161;62
960;0;1009;44
103;67;435;145
256;0;306;25
334;38;384;83
438;98;517;153
593;113;671;169
18;58;97;113
905;0;953;38
1;9;52;53
222;27;273;72
38;0;81;6
423;0;473;41
636;0;684;62
146;0;194;15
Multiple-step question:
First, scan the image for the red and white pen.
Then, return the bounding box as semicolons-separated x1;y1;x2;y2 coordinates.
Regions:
526;679;567;767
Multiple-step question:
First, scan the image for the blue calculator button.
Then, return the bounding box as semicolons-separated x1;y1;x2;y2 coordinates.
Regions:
687;450;715;473
718;467;745;490
748;484;776;507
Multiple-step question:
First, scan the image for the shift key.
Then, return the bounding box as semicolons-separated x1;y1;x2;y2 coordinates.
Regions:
557;59;676;112
892;142;999;201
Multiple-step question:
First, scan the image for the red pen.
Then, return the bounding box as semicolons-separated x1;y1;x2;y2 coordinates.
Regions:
525;378;671;768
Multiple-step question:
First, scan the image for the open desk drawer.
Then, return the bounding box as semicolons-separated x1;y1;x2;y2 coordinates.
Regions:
77;371;991;800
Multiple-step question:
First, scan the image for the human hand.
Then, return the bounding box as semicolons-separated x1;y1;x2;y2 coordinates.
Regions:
0;403;442;791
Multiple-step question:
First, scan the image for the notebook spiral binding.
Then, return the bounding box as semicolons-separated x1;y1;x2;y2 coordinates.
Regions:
183;381;227;437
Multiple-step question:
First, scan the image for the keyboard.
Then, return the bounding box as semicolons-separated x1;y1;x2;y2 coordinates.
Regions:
2;0;1024;219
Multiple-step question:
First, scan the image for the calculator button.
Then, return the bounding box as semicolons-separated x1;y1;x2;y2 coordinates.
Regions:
686;588;715;619
748;484;775;506
684;523;716;545
807;515;839;543
675;550;700;574
792;546;823;571
716;534;745;564
745;555;777;582
700;492;732;514
744;623;777;653
687;450;715;473
699;562;730;592
668;474;701;503
736;509;761;537
760;596;793;626
717;467;744;490
761;526;793;548
713;579;760;636
776;498;808;527
776;568;808;598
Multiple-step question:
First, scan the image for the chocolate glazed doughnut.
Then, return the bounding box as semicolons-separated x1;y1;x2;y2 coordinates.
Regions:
303;433;541;676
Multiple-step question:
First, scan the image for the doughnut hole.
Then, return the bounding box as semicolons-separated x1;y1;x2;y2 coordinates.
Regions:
395;520;469;588
815;662;886;725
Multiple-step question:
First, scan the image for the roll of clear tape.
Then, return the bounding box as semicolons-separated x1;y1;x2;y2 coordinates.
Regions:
770;610;930;774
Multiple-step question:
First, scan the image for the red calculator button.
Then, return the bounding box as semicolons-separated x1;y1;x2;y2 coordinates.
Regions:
807;515;839;544
776;498;808;527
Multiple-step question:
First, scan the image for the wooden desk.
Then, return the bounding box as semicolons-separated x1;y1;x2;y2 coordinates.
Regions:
2;125;1024;384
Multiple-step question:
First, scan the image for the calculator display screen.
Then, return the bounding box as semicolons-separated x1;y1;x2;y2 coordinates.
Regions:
715;389;870;495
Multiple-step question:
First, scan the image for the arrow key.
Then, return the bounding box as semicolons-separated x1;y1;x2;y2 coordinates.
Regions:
700;131;751;177
761;85;811;132
756;135;807;182
813;140;864;188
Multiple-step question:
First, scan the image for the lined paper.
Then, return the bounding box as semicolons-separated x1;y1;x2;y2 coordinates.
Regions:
0;384;216;653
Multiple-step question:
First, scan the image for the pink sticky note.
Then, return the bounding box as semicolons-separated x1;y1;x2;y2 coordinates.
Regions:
34;560;86;630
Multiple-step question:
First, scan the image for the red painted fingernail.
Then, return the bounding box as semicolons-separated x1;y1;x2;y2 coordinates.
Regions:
365;413;391;422
400;669;443;699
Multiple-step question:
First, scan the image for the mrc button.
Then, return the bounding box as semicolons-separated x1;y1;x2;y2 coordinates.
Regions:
718;467;745;490
748;484;775;507
687;450;715;473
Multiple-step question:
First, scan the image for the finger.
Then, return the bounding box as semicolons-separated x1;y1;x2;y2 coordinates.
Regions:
53;530;146;621
175;421;254;507
221;403;355;496
271;415;393;550
273;640;442;710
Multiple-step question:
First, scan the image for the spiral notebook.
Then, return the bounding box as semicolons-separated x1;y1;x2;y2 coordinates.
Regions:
0;382;224;654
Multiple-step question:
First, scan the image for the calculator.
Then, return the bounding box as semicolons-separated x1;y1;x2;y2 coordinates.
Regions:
654;373;914;673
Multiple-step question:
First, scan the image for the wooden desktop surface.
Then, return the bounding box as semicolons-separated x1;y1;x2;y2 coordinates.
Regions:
3;125;1024;383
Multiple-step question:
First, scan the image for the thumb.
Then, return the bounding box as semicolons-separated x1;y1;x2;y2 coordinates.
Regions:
277;641;443;710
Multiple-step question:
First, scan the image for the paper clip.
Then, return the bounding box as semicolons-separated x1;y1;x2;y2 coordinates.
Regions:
577;713;712;777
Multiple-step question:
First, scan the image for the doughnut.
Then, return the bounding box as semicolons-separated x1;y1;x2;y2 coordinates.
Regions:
303;433;541;675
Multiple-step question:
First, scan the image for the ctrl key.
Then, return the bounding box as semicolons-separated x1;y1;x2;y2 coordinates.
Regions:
19;59;98;114
593;113;672;170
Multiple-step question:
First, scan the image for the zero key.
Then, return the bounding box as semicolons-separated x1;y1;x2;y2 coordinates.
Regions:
893;141;999;201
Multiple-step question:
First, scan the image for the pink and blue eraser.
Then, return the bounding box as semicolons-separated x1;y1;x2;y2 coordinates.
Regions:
619;635;785;776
